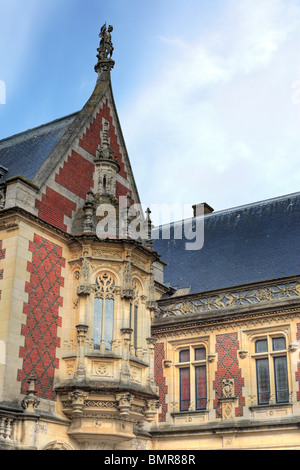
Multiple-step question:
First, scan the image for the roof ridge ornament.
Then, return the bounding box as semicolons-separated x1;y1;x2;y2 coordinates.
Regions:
95;22;115;75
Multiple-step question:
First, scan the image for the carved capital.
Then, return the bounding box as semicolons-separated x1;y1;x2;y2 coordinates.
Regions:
238;350;248;359
68;390;88;415
163;359;172;368
146;300;158;311
207;354;217;363
21;375;40;414
77;285;91;296
121;288;135;300
115;393;132;416
144;399;159;422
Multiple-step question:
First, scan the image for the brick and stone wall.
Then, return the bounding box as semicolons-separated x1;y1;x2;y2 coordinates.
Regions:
154;342;168;422
35;96;135;234
213;332;245;418
17;234;65;401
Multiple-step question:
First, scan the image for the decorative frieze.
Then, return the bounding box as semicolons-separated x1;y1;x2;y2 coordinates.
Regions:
155;278;300;321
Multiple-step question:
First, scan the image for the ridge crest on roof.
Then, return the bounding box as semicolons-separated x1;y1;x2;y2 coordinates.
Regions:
152;190;300;230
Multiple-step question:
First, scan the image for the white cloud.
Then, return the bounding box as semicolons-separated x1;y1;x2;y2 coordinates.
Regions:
0;1;64;91
122;0;300;223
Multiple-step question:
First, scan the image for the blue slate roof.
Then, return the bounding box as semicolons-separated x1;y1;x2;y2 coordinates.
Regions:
0;113;78;184
152;192;300;294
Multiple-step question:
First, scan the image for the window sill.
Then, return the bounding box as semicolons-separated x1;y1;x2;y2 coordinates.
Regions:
171;410;210;425
171;410;209;417
86;351;122;359
249;402;291;410
249;402;293;419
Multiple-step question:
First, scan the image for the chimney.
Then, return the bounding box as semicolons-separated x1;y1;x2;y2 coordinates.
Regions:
192;202;214;217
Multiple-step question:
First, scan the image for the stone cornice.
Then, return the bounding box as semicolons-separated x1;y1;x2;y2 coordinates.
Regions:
0;206;162;261
154;276;300;328
152;304;300;338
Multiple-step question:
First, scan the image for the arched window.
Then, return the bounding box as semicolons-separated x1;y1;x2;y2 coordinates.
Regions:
93;272;115;351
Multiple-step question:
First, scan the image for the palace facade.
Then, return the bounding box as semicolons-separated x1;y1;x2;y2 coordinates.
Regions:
0;25;299;450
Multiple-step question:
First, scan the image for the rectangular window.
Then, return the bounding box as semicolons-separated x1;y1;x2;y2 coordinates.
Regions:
195;365;207;410
272;337;286;352
93;297;103;349
133;304;138;350
129;303;132;328
274;356;289;403
180;367;190;411
255;339;268;353
104;298;114;350
256;357;270;404
179;350;190;363
195;348;206;361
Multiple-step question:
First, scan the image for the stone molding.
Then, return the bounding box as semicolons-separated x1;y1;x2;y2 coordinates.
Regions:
155;276;300;322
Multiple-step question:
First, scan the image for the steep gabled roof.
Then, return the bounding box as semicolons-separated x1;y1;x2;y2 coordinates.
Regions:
0;57;143;235
153;192;300;294
0;113;78;184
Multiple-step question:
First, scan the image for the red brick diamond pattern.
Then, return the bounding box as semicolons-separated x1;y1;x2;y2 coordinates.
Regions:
18;234;65;401
213;332;245;418
154;342;168;422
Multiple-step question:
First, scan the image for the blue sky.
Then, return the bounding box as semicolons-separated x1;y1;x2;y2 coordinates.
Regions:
1;0;300;224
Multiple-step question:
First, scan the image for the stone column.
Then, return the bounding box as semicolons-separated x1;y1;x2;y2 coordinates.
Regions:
146;337;157;393
120;328;132;384
74;324;89;379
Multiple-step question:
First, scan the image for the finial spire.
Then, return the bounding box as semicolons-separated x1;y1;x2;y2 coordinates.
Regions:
145;208;154;249
95;23;115;75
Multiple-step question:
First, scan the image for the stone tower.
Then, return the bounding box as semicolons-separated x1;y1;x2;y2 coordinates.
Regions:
0;23;166;450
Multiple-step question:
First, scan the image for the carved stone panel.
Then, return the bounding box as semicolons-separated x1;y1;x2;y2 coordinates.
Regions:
92;361;114;378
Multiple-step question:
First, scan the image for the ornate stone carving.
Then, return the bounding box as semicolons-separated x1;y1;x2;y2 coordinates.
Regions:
121;255;134;299
144;208;153;249
130;366;141;383
0;188;5;210
238;350;248;359
97;23;114;60
115;393;133;416
21;375;40;413
77;257;91;296
68;390;88;415
92;361;113;378
144;399;158;422
207;354;217;363
82;190;95;233
146;269;157;311
163;359;172;368
95;272;115;295
0;416;14;441
222;379;235;398
289;342;299;353
95;24;115;75
155;278;300;320
43;441;73;451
